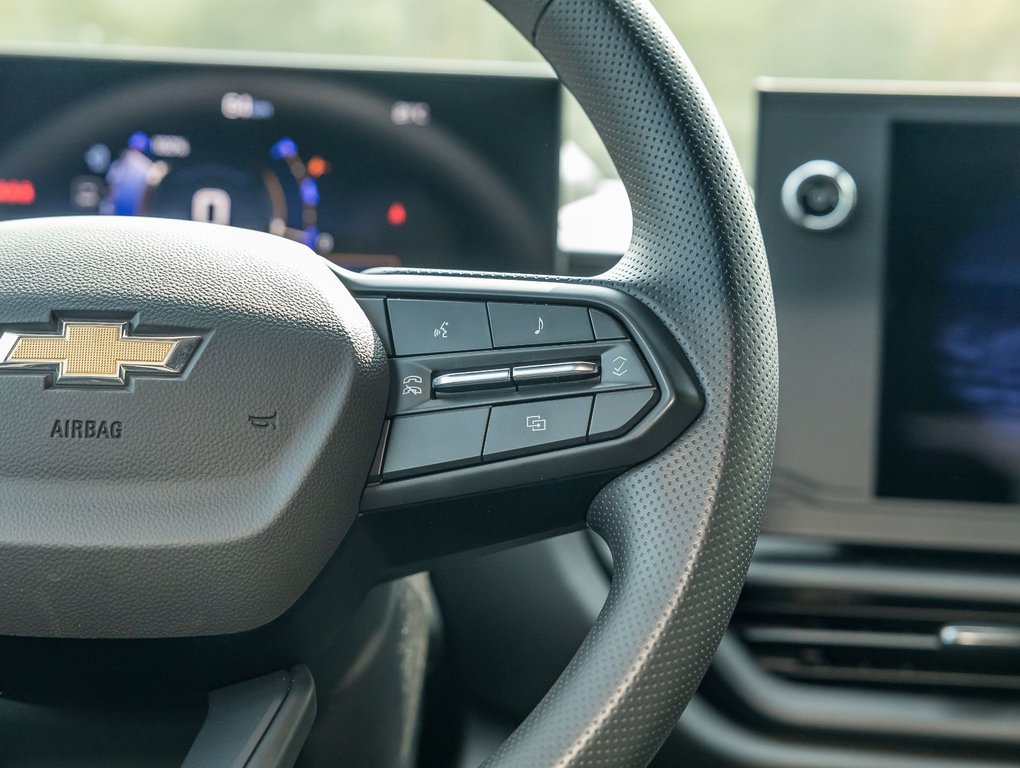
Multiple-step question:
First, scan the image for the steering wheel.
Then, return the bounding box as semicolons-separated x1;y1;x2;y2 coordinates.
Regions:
0;0;777;766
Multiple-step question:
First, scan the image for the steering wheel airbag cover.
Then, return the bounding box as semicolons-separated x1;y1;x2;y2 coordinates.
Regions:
0;217;387;638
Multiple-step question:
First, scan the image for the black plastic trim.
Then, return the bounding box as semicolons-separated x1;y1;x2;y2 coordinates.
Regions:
182;665;316;768
674;697;1018;768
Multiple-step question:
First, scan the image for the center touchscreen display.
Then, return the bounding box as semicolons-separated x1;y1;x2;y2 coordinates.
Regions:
879;122;1020;504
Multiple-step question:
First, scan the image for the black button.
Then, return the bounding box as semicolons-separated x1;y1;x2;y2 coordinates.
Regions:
589;389;656;441
483;397;592;461
387;299;492;356
590;309;627;341
389;359;433;415
487;303;594;348
357;297;393;354
600;343;652;389
383;407;489;480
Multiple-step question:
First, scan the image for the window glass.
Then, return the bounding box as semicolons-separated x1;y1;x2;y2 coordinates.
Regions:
3;1;1020;172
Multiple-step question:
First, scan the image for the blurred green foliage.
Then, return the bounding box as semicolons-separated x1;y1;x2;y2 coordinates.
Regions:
3;0;1020;176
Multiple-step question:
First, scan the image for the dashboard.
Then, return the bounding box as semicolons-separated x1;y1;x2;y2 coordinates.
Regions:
0;51;561;273
4;46;1019;768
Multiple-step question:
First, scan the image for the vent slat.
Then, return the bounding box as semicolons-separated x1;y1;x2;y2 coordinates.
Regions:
742;626;939;651
758;657;1020;691
737;599;1020;627
734;583;1020;697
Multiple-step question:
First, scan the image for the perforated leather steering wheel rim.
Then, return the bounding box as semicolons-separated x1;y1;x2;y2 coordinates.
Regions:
469;1;778;764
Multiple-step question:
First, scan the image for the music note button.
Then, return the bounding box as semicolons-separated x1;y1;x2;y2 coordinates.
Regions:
487;302;594;348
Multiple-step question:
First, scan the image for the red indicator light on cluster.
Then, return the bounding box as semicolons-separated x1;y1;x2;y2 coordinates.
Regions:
307;156;329;178
0;179;36;206
386;201;408;227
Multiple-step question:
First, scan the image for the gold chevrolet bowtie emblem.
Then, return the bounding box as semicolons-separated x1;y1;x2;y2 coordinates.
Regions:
0;321;201;386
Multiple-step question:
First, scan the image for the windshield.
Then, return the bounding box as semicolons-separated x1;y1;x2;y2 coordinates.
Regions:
4;0;1020;171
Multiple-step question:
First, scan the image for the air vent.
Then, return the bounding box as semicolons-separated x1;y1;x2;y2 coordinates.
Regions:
733;576;1020;696
704;539;1020;750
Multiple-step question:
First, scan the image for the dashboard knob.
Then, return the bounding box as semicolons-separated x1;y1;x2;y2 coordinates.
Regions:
781;159;857;231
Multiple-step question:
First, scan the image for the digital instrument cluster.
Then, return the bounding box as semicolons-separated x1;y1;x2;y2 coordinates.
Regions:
0;52;561;272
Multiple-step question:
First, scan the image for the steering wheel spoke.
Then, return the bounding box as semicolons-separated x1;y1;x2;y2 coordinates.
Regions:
340;268;703;572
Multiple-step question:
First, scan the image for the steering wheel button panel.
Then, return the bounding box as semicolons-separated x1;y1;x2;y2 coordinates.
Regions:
375;295;669;428
386;298;492;356
487;302;594;347
382;406;489;480
589;308;628;340
483;396;592;462
358;285;704;511
590;389;658;441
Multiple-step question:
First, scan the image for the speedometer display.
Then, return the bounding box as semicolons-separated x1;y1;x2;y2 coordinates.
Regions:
0;53;560;273
99;132;331;255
